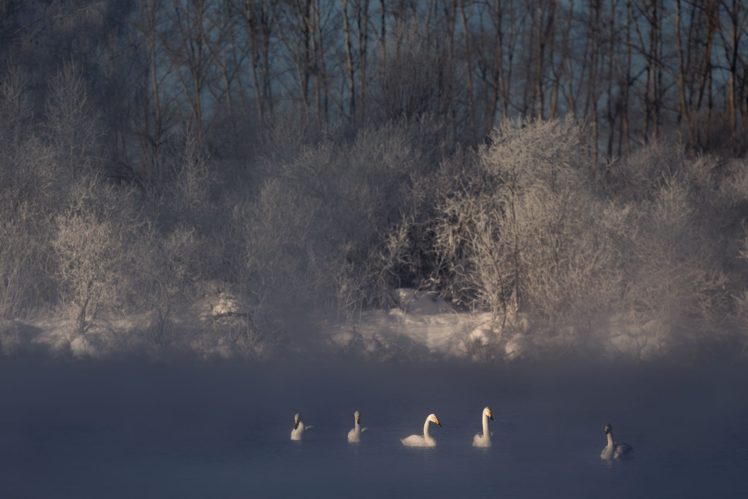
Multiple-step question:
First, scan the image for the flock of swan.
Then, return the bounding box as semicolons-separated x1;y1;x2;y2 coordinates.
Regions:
290;408;633;459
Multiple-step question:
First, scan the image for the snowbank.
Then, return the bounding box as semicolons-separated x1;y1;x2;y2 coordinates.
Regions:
1;288;740;362
324;289;519;361
0;283;270;359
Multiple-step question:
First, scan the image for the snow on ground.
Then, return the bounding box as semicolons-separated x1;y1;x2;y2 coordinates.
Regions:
324;289;511;361
0;287;730;361
0;283;269;359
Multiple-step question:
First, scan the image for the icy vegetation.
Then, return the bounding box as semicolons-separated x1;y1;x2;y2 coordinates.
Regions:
2;2;748;362
3;107;748;361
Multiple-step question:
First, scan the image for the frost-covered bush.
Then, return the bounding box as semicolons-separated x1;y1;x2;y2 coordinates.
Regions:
435;119;620;328
0;72;65;317
242;121;441;319
137;226;202;346
618;177;728;352
0;139;59;317
169;135;216;227
53;178;148;334
433;120;733;357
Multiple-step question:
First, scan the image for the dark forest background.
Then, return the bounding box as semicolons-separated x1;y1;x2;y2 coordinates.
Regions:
1;0;748;357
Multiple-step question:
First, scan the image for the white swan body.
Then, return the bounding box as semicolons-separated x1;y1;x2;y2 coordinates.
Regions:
347;410;366;443
472;406;494;448
401;413;441;447
600;423;632;460
290;413;305;441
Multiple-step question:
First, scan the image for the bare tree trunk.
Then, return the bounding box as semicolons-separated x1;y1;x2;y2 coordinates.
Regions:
606;0;616;159
535;0;556;120
77;281;93;335
379;0;386;84
136;0;165;163
589;0;600;168
549;0;571;120
299;0;313;121
654;0;663;138
244;0;275;123
356;0;369;121
621;0;632;154
486;0;504;132
695;1;718;119
674;0;689;127
342;0;356;121
318;1;330;123
521;5;534;117
459;0;477;139
559;0;577;119
720;0;742;131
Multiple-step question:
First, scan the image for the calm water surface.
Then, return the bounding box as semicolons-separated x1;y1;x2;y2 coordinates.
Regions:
0;357;746;498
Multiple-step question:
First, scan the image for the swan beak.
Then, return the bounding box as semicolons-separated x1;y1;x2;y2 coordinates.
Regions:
436;418;442;427
489;415;494;421
293;421;299;430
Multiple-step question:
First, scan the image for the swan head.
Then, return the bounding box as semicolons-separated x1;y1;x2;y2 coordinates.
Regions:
604;423;612;435
293;413;302;430
354;410;361;425
483;407;494;420
427;413;442;427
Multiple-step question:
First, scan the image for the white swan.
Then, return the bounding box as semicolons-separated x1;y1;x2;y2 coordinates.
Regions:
472;406;494;448
290;413;305;441
401;413;441;447
600;423;632;460
347;410;366;443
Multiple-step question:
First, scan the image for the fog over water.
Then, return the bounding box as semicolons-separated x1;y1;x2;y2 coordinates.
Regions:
1;355;746;498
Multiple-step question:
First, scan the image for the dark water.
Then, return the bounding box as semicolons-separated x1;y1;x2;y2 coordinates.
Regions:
0;357;746;498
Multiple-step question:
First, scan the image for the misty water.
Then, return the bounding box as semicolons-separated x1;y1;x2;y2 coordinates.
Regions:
1;357;747;498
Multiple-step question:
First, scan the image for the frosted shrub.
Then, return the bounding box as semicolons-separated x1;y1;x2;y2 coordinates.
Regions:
435;118;620;331
243;121;438;319
0;72;65;317
245;176;327;311
603;142;735;356
53;179;147;335
0;213;50;318
170;134;215;226
434;122;735;357
606;140;686;201
138;227;201;346
620;178;728;351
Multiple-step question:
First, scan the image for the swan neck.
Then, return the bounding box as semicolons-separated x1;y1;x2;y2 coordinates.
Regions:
482;414;490;438
606;432;614;447
423;418;431;439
